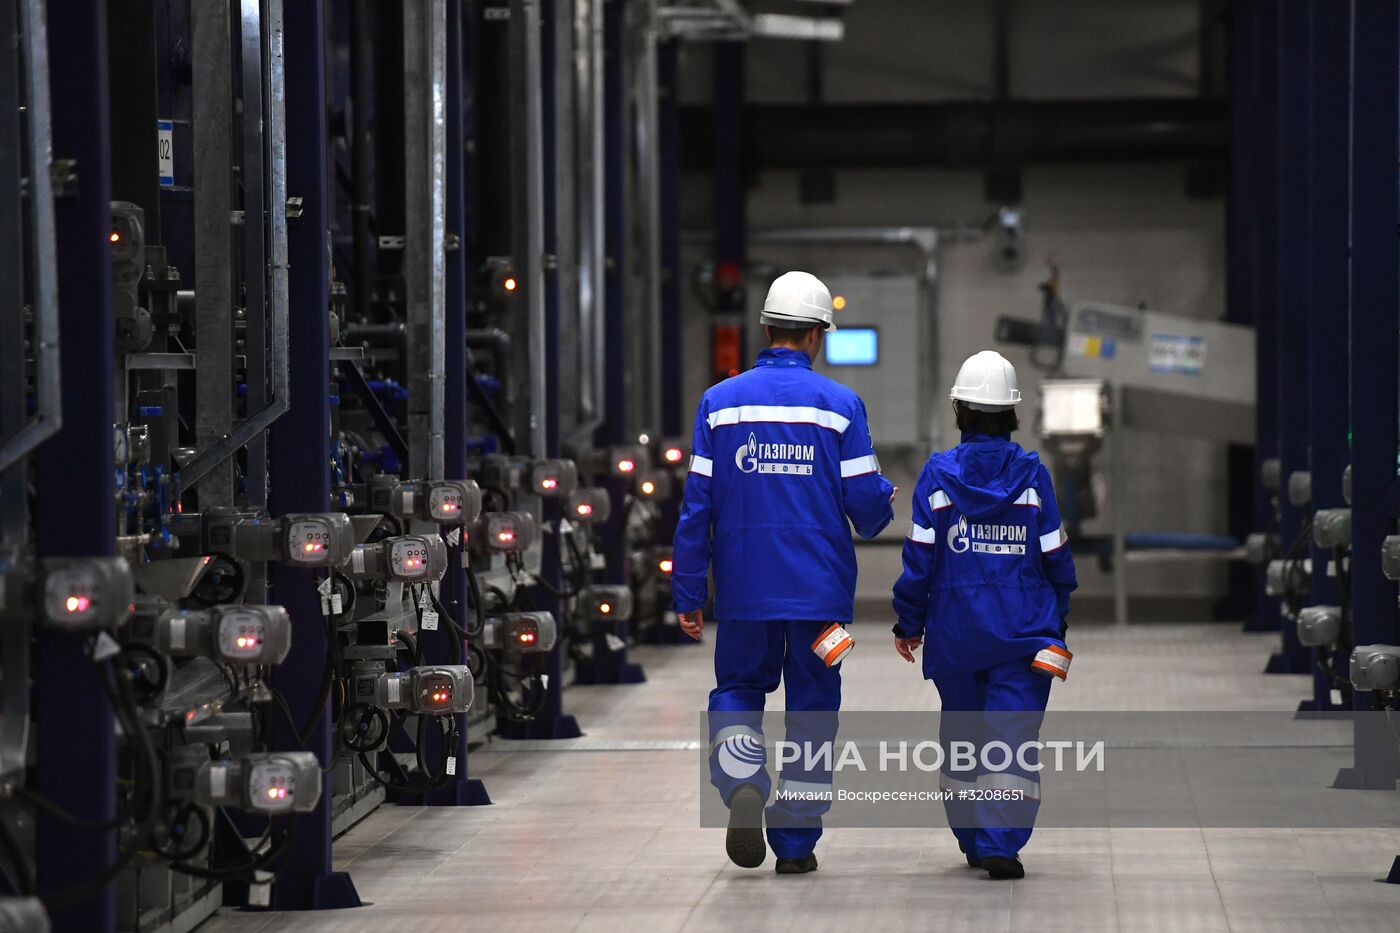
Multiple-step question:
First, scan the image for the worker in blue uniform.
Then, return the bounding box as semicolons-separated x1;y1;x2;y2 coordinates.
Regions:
672;271;896;875
891;350;1078;880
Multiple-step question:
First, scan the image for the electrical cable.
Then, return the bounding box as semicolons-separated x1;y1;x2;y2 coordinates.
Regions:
41;654;163;908
465;563;489;638
295;585;349;748
432;596;465;666
168;812;302;882
356;712;459;794
487;653;548;722
0;811;35;897
14;785;126;831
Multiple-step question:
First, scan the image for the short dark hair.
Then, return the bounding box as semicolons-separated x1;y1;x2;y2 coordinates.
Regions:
954;400;1019;436
766;323;821;346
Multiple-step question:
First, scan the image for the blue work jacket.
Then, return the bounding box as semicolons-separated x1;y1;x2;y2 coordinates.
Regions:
672;347;895;622
891;433;1078;675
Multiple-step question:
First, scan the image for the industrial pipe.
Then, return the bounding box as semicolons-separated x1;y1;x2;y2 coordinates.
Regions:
403;0;448;481
679;98;1228;170
511;0;548;457
632;0;664;435
567;0;606;447
178;0;291;500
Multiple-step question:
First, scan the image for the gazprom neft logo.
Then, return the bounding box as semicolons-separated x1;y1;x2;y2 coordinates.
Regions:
947;514;1028;555
734;431;815;476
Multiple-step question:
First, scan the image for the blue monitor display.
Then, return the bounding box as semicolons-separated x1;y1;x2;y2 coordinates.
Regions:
825;328;879;366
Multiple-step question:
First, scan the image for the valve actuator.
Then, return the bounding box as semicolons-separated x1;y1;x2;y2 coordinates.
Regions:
191;752;322;814
477;511;539;553
153;604;292;665
1286;470;1311;508
1313;509;1351;550
482;611;558;652
366;477;483;525
38;557;134;630
530;459;579;498
357;664;475;714
576;585;633;626
566;488;610;525
1351;645;1400;692
635;470;673;500
225;512;355;568
346;534;448;582
1296;605;1342;648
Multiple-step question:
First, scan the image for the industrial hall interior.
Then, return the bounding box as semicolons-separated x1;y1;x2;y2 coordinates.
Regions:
4;0;1400;930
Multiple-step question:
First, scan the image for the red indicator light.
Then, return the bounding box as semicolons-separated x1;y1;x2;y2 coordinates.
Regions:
442;502;458;512
541;477;558;490
497;530;515;543
664;448;683;463
304;542;323;553
576;504;593;517
617;459;636;473
65;595;91;613
659;559;673;574
278;788;288;799
520;632;536;644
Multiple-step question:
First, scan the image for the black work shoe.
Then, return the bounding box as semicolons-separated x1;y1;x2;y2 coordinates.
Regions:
725;784;767;868
981;855;1025;880
775;853;819;875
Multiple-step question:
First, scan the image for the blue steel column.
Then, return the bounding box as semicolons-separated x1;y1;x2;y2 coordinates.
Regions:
31;1;117;927
1244;0;1281;633
646;36;689;646
1264;0;1313;675
712;41;747;349
577;0;645;685
1222;0;1259;624
659;38;683;439
267;0;361;909
424;0;493;800
1299;0;1351;712
1337;0;1400;795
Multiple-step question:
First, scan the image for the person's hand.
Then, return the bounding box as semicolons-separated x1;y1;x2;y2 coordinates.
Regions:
894;635;922;663
679;609;705;640
889;485;900;505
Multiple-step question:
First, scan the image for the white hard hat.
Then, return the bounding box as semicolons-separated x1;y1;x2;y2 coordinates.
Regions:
950;350;1021;410
759;271;837;332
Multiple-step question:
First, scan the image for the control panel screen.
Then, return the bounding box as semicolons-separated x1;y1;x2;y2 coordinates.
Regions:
824;328;879;366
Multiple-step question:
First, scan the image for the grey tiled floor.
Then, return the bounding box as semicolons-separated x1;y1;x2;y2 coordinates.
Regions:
200;621;1400;932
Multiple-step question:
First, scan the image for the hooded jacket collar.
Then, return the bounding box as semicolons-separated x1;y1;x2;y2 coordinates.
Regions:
931;433;1040;519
